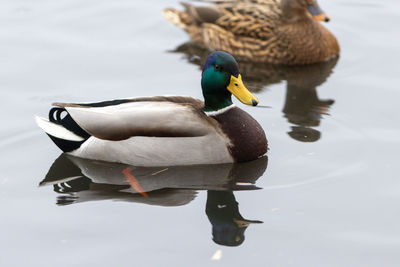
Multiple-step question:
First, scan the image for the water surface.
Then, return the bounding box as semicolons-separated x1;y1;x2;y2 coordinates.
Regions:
1;0;400;266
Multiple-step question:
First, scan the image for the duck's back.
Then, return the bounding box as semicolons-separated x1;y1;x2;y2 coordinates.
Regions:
36;96;236;166
214;0;282;39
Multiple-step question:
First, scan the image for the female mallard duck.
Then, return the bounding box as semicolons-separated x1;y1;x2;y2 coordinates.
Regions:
163;0;340;65
36;51;268;167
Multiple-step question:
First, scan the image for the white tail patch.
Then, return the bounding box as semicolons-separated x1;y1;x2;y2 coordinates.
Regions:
35;116;85;142
162;9;185;28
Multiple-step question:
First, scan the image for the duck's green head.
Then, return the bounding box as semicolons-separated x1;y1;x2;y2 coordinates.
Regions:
201;51;259;112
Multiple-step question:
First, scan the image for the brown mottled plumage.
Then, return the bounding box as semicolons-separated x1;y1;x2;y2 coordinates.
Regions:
163;0;340;65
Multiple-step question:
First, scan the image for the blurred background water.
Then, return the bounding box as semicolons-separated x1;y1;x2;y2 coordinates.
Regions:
1;0;400;266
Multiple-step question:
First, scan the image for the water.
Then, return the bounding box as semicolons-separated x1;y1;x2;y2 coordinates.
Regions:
1;0;400;266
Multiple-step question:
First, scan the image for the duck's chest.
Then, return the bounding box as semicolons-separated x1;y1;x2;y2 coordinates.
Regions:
210;107;268;162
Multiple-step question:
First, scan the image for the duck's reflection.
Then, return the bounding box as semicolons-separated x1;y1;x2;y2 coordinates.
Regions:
206;190;262;246
172;42;338;142
41;154;268;246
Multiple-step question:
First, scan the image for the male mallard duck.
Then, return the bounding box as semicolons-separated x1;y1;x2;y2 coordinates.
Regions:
163;0;340;65
36;51;268;166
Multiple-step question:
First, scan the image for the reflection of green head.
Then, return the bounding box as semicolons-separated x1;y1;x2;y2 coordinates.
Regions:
206;190;262;247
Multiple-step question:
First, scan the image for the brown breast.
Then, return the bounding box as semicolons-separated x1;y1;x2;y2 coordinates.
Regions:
210;107;268;162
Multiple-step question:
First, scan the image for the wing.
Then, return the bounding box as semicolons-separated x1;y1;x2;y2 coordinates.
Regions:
194;0;282;39
53;97;215;141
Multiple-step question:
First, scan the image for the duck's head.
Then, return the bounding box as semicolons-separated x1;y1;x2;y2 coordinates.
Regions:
281;0;331;22
201;51;259;112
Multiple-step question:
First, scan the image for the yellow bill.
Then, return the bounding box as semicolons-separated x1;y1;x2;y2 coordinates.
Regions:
227;74;259;106
313;13;331;22
233;218;263;228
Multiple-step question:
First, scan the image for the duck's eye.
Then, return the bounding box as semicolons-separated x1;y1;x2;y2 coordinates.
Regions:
214;64;222;71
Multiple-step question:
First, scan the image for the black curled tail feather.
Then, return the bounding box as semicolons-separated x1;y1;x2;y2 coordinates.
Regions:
49;107;90;139
47;107;90;153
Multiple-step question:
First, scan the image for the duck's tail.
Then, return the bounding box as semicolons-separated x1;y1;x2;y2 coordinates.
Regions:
163;3;223;47
163;7;192;30
163;2;221;27
35;107;90;152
